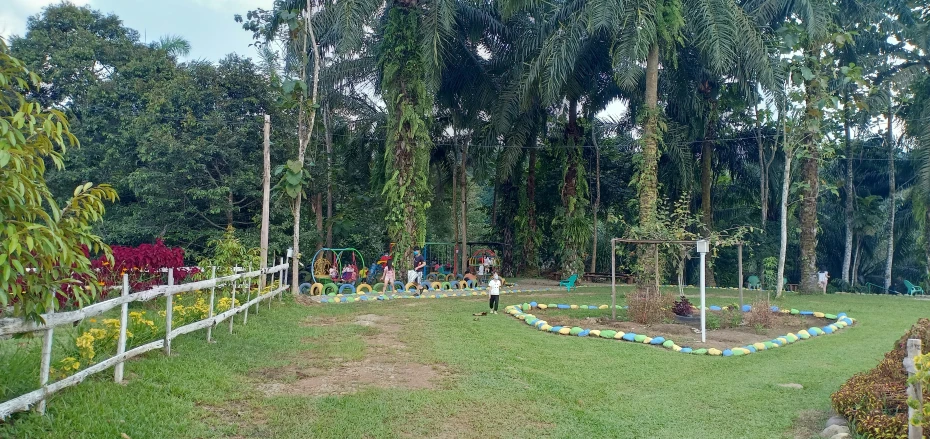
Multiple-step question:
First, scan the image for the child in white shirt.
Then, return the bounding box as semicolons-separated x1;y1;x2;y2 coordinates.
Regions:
488;272;502;314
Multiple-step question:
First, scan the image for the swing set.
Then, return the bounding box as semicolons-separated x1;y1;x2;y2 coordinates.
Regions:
308;248;367;285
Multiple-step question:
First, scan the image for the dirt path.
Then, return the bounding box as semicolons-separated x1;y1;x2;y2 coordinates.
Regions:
255;314;446;397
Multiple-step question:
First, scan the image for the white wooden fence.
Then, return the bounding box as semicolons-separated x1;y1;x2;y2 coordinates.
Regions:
0;258;291;419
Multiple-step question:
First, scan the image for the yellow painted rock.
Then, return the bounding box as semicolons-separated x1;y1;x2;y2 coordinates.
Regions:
828;324;838;332
835;321;846;328
776;337;788;345
753;343;766;351
813;312;825;318
613;332;626;340
538;304;548;310
517;314;527;320
589;330;601;337
505;306;516;312
598;305;609;310
354;297;361;302
642;337;653;344
708;348;722;356
558;327;571;335
570;305;579;309
541;325;552;331
780;309;791;314
673;345;682;352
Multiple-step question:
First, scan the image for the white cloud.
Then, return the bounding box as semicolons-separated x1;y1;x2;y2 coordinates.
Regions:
0;0;92;40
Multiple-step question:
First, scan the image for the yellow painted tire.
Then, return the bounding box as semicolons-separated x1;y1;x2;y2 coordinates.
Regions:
357;283;372;294
404;282;418;292
458;280;468;290
431;281;442;290
310;283;324;295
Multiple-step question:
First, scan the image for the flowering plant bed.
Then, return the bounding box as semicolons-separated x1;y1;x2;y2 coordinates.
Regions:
504;301;856;357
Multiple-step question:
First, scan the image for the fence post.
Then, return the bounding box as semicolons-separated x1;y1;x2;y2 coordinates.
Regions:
907;338;924;439
229;279;237;334
278;258;284;302
207;266;216;343
37;310;54;414
244;264;252;325
114;274;129;383
164;270;174;356
251;262;258;316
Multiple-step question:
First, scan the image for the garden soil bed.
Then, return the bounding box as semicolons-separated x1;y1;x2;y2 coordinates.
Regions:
533;312;826;350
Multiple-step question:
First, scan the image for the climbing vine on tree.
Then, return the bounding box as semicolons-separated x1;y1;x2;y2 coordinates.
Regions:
379;6;432;271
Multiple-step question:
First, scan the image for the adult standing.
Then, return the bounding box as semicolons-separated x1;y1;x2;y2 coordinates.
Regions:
408;248;426;296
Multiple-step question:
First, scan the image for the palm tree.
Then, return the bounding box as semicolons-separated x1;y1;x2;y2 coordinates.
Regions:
149;34;191;58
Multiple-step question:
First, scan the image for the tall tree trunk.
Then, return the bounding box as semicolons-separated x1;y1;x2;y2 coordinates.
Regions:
227;190;234;228
490;176;499;228
323;101;334;248
559;99;586;276
380;5;431;272
776;113;791;299
798;69;822;294
291;4;321;294
884;104;896;292
842;101;854;285
700;90;718;287
460;142;469;273
637;44;661;292
452;146;459;270
590;123;601;274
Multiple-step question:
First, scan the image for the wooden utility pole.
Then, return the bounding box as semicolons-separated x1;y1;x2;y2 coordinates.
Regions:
259;115;271;292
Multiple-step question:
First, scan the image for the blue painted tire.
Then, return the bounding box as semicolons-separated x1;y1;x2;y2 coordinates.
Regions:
299;283;313;294
338;284;356;295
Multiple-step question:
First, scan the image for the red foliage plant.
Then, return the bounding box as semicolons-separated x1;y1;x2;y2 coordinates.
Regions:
91;239;199;292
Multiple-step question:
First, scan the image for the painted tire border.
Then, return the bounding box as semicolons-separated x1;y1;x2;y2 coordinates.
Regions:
504;302;856;357
317;286;565;303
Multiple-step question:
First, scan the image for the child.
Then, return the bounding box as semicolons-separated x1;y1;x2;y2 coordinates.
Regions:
488;272;502;314
329;265;339;281
382;261;395;294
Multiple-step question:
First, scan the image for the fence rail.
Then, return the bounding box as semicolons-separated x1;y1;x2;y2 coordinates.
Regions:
0;259;291;419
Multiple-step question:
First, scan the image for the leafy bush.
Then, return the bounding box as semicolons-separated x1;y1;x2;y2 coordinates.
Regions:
909;351;930;430
673;295;694;317
91;239;197;293
832;318;930;438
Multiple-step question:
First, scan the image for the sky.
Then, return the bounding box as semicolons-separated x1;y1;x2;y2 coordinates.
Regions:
1;0;274;62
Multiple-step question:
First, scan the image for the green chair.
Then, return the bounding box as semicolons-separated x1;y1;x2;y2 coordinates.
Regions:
746;275;761;290
559;274;579;292
903;280;925;296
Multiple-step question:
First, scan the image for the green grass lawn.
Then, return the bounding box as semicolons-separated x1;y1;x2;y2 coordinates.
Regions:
1;286;927;439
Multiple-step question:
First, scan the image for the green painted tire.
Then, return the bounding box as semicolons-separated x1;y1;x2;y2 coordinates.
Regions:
322;283;338;296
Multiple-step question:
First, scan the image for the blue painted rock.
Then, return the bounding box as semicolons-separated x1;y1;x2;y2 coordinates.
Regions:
600;330;617;339
776;337;788;345
840;317;853;326
360;296;369;301
741;305;752;312
746;346;757;353
633;334;648;343
622;333;636;341
650;337;666;345
588;305;598;310
800;311;814;315
709;305;722;311
569;327;583;336
770;306;780;312
535;321;547;328
578;330;590;337
822;326;834;334
557;304;570;309
771;339;782;347
550;326;563;333
530;301;538;308
723;349;733;357
681;348;693;354
837;312;847;318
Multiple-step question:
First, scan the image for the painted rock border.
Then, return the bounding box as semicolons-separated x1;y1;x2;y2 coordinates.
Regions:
504;302;857;357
